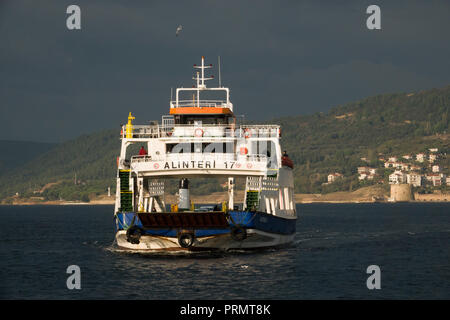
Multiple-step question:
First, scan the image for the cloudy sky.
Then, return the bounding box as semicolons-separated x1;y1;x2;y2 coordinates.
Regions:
1;0;449;142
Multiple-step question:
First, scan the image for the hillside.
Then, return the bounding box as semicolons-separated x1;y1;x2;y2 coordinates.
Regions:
1;85;449;202
0;130;120;202
276;86;450;193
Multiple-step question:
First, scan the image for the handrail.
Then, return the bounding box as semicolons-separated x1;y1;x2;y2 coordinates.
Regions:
170;100;231;108
121;124;280;139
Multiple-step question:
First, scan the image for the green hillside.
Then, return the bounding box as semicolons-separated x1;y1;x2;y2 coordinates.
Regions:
0;130;120;201
277;86;450;193
1;85;449;202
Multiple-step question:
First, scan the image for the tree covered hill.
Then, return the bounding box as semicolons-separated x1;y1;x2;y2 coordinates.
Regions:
277;85;449;192
0;85;449;202
0;130;120;201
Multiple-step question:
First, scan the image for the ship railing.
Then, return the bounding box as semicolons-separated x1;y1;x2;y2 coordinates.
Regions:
170;100;232;109
121;124;280;139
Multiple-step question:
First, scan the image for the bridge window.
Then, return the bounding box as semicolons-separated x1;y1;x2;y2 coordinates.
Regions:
166;142;234;154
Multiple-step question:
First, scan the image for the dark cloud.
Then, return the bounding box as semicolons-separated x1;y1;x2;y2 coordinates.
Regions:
0;0;449;142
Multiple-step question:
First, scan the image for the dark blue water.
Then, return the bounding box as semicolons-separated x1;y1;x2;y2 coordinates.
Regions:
1;203;449;299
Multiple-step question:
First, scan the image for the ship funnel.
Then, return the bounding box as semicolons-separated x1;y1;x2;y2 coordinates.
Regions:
178;178;190;210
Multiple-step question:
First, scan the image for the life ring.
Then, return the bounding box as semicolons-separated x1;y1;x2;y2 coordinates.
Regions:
243;128;251;139
178;232;195;248
126;225;144;244
230;225;247;241
194;128;204;137
239;147;248;155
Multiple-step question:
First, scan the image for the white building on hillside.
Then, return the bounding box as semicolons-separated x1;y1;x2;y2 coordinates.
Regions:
416;153;426;163
389;170;407;184
406;173;422;187
426;174;442;186
432;165;440;173
429;154;437;163
328;173;343;183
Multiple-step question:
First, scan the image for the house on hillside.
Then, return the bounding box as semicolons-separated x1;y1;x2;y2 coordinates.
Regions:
416;153;426;163
358;167;377;180
432;165;440;173
402;155;412;160
327;173;343;183
429;154;437;163
406;173;422;187
389;170;406;184
426;174;442;187
429;148;438;153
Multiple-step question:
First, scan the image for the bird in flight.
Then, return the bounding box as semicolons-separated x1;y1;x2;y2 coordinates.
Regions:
176;25;183;37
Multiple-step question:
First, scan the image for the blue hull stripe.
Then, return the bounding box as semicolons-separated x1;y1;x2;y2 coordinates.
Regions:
115;211;296;236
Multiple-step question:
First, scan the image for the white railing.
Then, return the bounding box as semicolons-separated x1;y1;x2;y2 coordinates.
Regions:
121;124;280;139
170;100;231;109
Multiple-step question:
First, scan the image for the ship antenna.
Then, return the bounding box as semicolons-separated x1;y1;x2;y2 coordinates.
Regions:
218;56;222;87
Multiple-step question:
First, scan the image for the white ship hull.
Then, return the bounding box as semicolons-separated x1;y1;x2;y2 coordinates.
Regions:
115;229;295;252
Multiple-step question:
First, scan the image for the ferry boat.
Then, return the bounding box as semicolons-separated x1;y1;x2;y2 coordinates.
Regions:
114;57;297;251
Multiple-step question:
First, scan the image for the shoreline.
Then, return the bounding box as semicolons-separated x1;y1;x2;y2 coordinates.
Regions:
3;199;449;206
2;186;448;206
2;200;449;206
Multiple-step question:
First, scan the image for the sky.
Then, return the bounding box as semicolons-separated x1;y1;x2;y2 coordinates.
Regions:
1;0;449;143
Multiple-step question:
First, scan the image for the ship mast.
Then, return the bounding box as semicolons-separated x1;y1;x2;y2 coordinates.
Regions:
193;56;214;106
171;56;232;113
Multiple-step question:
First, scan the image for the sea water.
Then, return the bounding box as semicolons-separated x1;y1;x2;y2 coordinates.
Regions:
0;203;449;299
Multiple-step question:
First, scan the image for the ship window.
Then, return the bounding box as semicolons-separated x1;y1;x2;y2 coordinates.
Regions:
166;143;192;153
180;115;230;125
167;142;234;154
202;142;234;153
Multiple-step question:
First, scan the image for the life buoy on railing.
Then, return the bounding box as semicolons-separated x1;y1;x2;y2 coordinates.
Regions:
194;128;204;137
239;147;248;155
244;128;252;139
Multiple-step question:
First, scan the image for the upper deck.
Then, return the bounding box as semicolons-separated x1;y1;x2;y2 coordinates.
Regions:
120;123;280;140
